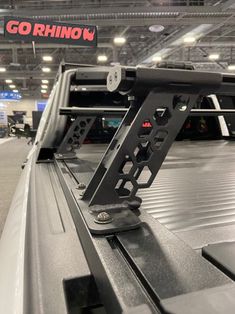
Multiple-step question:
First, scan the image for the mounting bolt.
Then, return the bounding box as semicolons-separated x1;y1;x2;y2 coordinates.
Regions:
77;183;86;190
94;211;113;224
179;104;187;112
128;95;135;108
128;95;135;101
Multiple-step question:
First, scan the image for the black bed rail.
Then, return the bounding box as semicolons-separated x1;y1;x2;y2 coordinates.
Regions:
60;107;235;117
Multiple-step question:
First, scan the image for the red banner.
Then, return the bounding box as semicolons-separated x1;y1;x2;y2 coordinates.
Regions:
4;16;97;47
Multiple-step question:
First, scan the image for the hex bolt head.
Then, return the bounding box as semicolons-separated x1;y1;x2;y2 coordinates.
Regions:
128;95;135;101
77;183;86;190
179;104;187;112
94;211;113;224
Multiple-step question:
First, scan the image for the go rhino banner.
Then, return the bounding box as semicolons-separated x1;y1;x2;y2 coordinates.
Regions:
4;16;97;47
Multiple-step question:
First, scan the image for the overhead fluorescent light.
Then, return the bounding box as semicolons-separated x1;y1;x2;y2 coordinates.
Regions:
41;84;48;89
81;87;87;91
10;62;21;67
13;89;18;93
110;62;121;66
97;55;108;62
208;53;219;60
9;84;16;88
0;67;6;72
41;79;49;84
42;55;53;62
228;64;235;70
114;37;126;45
41;89;47;93
5;79;12;83
183;36;196;43
42;67;51;73
152;56;162;62
149;25;165;33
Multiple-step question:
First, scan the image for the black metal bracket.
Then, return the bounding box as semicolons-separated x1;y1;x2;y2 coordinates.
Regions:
82;91;200;207
60;106;235;117
57;116;95;154
55;66;235;234
59;106;128;117
54;157;142;235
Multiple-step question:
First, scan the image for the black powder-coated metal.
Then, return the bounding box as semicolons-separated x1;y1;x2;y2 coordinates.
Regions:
58;116;95;154
54;155;232;314
54;157;158;314
59;106;128;116
53;66;235;313
21;65;235;314
189;109;235;116
84;92;199;206
107;66;222;95
72;187;142;235
81;66;235;208
116;211;230;300
60;107;235;117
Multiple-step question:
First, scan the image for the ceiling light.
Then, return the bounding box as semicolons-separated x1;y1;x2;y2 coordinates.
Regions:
9;84;16;88
13;89;18;93
149;25;165;33
183;36;196;43
10;62;20;67
97;55;108;62
228;64;235;71
208;53;219;60
41;84;48;89
152;56;162;62
42;55;53;62
110;62;120;66
0;67;6;72
5;79;12;83
41;79;49;84
41;89;47;93
42;67;51;73
81;87;87;91
113;37;126;45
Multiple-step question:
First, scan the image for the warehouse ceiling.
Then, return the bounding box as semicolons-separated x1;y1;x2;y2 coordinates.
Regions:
0;0;235;97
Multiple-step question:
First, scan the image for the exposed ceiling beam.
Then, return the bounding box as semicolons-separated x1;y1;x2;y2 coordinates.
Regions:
180;42;235;47
0;6;234;27
0;6;225;17
0;17;234;27
139;0;235;64
0;42;113;50
138;24;214;63
0;71;56;80
221;0;235;10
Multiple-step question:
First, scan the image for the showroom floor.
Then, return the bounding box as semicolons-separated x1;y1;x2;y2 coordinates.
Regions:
0;138;31;236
